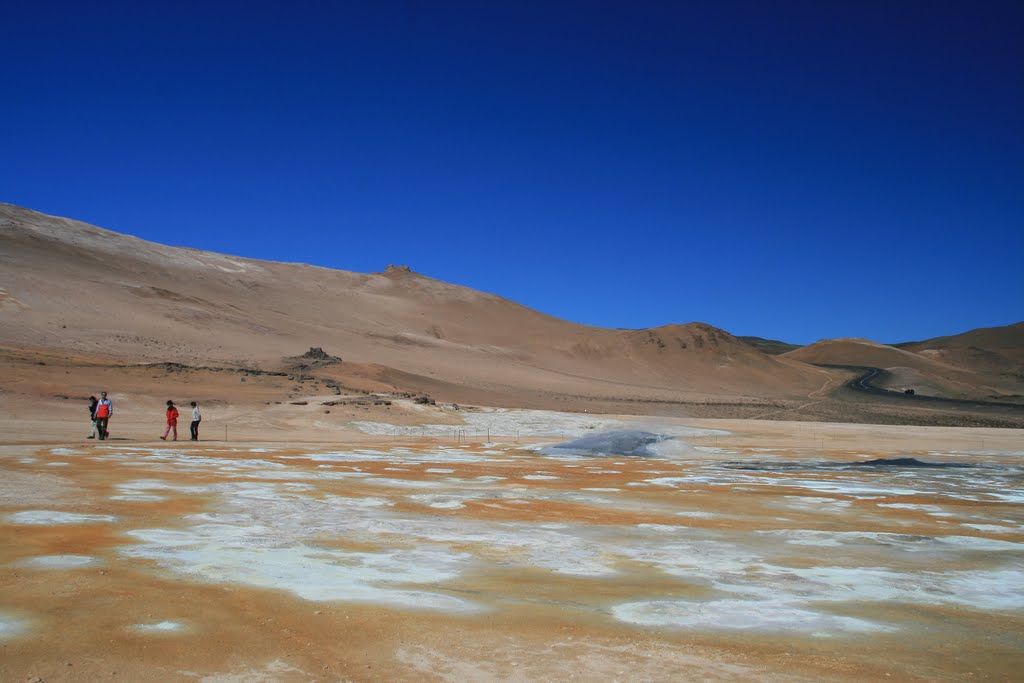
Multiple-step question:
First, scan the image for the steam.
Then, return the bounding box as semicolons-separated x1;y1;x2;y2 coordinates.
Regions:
541;431;678;458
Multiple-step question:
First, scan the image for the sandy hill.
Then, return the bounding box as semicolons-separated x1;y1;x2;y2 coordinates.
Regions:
895;323;1024;377
1;204;833;413
784;335;1022;402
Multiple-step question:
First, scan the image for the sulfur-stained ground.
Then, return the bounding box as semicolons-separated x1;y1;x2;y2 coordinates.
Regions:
1;418;1023;681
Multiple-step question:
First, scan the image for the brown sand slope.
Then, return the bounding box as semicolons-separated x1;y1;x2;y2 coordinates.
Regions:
783;336;1022;402
4;203;1022;426
1;203;827;408
896;322;1024;378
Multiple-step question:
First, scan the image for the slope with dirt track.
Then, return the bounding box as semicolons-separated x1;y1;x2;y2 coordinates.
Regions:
783;337;1022;403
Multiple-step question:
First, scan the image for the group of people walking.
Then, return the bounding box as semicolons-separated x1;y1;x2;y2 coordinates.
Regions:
87;394;202;442
161;400;202;441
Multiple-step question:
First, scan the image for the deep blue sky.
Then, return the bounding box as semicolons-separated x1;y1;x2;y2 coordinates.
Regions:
2;1;1021;345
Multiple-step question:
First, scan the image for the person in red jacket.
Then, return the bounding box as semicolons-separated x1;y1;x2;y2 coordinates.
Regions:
160;400;179;441
94;391;113;440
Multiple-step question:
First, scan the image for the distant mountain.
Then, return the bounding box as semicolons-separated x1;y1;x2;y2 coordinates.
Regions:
784;332;1024;402
894;322;1024;379
5;203;1020;416
0;203;828;407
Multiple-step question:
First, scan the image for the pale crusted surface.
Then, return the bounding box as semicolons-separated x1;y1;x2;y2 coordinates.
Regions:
1;416;1022;682
0;466;85;507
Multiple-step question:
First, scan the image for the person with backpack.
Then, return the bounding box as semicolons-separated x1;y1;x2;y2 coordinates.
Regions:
160;400;179;441
87;396;100;439
94;392;113;440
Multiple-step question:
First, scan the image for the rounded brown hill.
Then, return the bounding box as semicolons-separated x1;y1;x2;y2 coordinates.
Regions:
3;203;1021;421
783;337;1022;402
0;204;827;409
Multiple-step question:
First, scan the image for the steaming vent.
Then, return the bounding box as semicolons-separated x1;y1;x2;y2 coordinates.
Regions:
541;431;673;458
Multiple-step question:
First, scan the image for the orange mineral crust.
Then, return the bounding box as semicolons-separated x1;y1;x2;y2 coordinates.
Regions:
1;429;1023;681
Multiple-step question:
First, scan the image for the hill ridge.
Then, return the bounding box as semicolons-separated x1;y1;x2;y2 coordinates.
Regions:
3;203;1021;416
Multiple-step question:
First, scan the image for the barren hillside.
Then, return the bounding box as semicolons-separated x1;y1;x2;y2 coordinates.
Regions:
1;204;827;411
4;204;1021;426
784;336;1023;402
895;322;1024;378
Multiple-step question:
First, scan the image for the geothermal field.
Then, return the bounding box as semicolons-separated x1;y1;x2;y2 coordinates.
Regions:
1;409;1022;681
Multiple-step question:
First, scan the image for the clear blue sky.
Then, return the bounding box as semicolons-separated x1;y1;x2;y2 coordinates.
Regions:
2;1;1021;345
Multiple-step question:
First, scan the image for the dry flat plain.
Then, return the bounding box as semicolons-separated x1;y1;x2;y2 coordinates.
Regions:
1;408;1022;682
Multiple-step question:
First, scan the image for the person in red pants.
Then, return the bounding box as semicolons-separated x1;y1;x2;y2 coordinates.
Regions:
160;400;179;441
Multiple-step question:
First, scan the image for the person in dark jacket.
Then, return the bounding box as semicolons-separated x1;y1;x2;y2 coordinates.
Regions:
87;396;99;439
